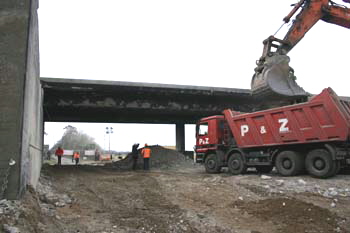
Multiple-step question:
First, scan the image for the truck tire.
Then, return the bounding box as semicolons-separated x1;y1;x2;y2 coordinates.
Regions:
204;154;221;173
228;153;247;175
256;165;273;174
305;149;335;178
275;151;304;176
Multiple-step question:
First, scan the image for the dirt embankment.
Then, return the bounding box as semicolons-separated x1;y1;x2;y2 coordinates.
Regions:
111;146;194;170
1;147;350;233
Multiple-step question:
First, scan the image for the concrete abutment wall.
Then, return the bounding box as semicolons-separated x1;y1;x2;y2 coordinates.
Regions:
0;0;42;199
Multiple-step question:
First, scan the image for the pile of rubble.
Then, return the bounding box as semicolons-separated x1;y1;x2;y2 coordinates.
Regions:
227;172;350;217
281;179;350;198
111;146;195;170
0;199;21;233
0;174;75;233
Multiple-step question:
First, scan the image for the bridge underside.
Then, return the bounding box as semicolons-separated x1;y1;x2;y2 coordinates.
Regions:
42;78;258;124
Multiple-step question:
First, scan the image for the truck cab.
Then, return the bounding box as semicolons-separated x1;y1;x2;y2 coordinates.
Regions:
194;115;226;164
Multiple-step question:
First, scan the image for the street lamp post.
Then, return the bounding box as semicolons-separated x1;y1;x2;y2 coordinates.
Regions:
103;133;106;154
105;127;113;156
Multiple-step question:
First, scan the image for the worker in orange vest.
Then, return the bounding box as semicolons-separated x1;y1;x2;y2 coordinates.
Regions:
73;151;80;166
141;144;151;170
55;147;64;166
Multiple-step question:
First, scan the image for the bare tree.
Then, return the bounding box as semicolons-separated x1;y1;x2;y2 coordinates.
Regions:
51;125;102;151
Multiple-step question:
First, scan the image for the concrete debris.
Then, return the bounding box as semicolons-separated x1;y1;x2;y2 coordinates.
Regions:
261;175;272;180
40;192;72;207
54;201;66;207
40;193;59;204
0;199;7;205
329;190;339;196
297;179;307;185
38;175;72;207
3;224;20;233
0;199;20;216
322;191;330;198
323;189;339;198
210;177;221;183
251;175;350;198
275;179;285;186
37;222;46;232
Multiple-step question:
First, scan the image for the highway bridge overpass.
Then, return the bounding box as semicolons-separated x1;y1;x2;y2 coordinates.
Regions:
0;0;276;200
41;78;255;124
41;77;258;156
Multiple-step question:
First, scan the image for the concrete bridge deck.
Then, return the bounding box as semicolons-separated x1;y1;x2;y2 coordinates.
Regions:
41;78;256;124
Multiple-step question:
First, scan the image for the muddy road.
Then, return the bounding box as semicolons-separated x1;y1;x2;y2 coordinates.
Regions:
2;163;350;233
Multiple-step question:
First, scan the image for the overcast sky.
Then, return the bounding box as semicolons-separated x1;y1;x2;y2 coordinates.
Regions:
39;0;349;151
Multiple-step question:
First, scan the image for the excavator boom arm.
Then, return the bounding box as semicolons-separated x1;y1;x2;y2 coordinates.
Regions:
279;0;350;54
251;0;350;101
322;4;350;28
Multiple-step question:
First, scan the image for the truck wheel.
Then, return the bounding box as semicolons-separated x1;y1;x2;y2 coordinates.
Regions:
228;153;247;175
305;149;335;178
275;151;304;176
256;165;273;174
204;154;221;173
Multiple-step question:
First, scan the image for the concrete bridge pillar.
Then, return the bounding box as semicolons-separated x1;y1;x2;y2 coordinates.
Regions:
176;123;185;153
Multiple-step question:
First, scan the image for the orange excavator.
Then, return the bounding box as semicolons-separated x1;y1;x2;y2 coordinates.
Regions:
251;0;350;101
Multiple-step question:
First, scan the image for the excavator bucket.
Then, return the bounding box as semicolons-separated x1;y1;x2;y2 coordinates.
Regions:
251;54;308;100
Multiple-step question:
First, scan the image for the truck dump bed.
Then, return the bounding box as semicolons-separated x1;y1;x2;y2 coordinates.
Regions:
223;88;350;148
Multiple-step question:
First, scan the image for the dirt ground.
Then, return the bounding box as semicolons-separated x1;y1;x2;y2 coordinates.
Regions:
1;148;350;233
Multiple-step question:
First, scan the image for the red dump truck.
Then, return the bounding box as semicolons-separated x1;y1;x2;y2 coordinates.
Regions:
194;88;350;178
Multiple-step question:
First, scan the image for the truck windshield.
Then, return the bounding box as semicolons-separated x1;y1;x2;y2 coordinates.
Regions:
198;123;208;136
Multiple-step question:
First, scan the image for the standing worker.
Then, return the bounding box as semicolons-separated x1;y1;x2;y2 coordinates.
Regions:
131;143;140;170
55;147;64;166
73;151;80;166
141;144;151;170
94;149;100;161
46;150;51;160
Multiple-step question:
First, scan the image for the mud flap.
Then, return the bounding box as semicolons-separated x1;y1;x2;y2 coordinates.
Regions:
251;54;308;100
216;150;225;167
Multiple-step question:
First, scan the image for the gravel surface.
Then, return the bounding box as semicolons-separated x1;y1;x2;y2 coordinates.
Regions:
1;148;350;233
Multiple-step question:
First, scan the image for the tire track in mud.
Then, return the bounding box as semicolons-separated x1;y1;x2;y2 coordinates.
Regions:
41;166;350;233
108;173;187;232
48;167;197;232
